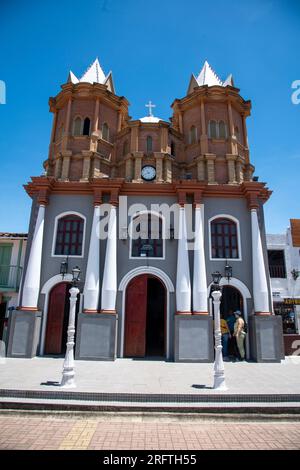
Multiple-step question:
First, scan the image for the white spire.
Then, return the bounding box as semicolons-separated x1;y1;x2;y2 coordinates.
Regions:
187;60;234;94
79;58;106;84
196;61;223;87
67;71;79;84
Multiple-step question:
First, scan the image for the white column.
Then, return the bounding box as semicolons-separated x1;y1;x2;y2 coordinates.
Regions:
193;205;208;313
21;204;45;309
176;206;191;313
83;205;101;312
251;208;270;313
101;205;117;312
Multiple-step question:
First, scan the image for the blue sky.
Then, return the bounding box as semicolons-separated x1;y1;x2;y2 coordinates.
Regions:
0;0;299;233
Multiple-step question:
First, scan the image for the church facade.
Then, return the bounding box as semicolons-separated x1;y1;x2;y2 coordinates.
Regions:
7;59;284;362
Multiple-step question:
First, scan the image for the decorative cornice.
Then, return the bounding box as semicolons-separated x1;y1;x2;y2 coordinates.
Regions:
23;176;272;206
171;85;251;116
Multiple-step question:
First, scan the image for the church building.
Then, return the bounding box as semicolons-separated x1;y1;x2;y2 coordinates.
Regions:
7;59;284;362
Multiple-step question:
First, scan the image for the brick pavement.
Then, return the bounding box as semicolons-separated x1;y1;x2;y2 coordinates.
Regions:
0;414;300;450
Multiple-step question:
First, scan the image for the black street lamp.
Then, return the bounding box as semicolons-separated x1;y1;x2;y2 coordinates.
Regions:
71;266;81;286
212;271;222;291
211;271;222;288
224;262;233;283
60;258;69;279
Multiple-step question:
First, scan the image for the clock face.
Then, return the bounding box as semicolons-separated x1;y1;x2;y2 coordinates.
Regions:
141;165;156;181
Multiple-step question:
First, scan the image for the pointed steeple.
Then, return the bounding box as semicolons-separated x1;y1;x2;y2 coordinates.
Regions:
196;61;223;87
79;58;106;84
103;71;115;94
223;74;234;87
67;71;79;84
187;60;234;94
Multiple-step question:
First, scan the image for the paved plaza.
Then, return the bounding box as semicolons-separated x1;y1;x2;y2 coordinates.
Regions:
0;413;300;450
0;357;300;395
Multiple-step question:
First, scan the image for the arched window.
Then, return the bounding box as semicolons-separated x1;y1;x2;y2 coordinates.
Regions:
83;117;90;136
210;217;239;259
73;117;82;136
146;135;153;152
170;141;175;156
208;120;217;139
189;126;197;144
131;213;163;258
102;122;109;141
219;120;227;139
54;214;84;256
123;140;129;156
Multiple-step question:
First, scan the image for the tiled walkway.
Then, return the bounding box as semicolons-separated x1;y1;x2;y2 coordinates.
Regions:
0;414;300;450
1;357;300;394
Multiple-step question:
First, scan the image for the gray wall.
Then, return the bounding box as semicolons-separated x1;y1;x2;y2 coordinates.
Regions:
22;192;272;359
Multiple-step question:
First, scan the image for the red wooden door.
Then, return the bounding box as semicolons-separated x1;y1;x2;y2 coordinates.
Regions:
45;282;69;354
125;275;148;357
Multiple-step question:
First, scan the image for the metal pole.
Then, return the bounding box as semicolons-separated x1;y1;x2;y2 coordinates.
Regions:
60;286;79;388
212;289;228;391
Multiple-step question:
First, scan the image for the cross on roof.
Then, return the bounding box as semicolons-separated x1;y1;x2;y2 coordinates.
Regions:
145;100;156;117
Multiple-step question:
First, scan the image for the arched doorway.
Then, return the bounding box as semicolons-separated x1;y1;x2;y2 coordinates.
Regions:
44;282;79;355
124;274;166;358
220;285;243;319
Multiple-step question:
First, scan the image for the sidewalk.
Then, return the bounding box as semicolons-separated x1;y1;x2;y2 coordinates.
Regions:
1;413;300;449
1;357;300;394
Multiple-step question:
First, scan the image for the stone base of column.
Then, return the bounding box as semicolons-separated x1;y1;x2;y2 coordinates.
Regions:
75;312;117;361
174;314;214;362
7;310;42;358
249;315;284;362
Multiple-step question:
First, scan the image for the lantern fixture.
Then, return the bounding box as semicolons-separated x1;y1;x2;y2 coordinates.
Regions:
60;258;68;279
211;271;222;286
71;266;81;285
224;261;233;282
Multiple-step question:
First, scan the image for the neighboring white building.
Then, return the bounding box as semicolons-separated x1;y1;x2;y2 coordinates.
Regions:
0;233;27;341
267;219;300;354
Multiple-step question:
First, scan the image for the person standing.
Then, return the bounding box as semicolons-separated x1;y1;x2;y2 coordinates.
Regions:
226;309;237;358
220;317;231;359
233;310;246;360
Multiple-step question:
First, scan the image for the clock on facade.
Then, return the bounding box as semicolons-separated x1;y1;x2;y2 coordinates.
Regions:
141;165;156;181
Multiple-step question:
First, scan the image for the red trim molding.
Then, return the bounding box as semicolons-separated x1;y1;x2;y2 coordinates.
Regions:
17;306;39;312
255;312;272;316
175;311;192;315
24;177;272;206
100;309;117;315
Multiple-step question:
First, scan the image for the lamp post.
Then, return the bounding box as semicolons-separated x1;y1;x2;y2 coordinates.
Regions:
211;271;227;391
60;266;81;388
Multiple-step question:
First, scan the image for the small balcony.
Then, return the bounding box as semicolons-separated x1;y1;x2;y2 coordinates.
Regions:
0;265;23;291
